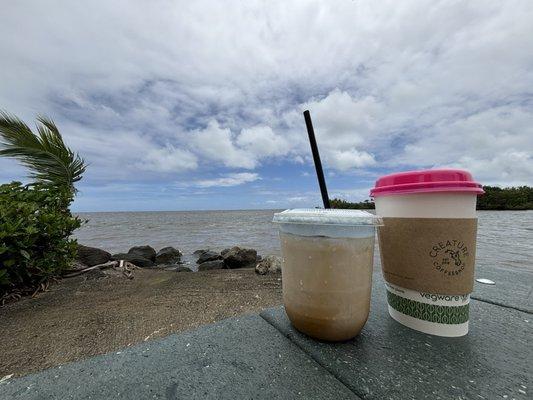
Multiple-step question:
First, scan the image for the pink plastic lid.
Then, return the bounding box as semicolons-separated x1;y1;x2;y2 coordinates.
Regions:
370;169;484;197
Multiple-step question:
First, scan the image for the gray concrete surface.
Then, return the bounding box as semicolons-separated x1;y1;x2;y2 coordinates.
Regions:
2;269;531;400
472;266;533;313
261;276;532;400
0;315;358;400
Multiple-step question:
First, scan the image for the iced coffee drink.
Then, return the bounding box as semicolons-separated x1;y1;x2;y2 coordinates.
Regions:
273;209;381;341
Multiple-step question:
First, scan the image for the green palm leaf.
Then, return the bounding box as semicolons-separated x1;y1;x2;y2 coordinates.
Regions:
0;111;86;191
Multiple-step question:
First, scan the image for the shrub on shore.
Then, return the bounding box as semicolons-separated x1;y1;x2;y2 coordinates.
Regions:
0;112;86;299
0;182;82;295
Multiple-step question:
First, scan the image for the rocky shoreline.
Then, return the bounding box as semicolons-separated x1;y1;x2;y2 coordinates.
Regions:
1;245;283;376
75;244;281;276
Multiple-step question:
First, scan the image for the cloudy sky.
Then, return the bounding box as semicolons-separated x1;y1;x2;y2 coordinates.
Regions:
1;1;532;211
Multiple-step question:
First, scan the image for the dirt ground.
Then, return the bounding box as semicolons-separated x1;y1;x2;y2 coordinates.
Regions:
0;268;282;378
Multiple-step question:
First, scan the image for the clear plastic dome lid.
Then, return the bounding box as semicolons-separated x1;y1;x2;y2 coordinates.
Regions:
273;208;382;226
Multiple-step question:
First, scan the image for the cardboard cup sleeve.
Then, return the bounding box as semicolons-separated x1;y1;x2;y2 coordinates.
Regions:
378;218;477;295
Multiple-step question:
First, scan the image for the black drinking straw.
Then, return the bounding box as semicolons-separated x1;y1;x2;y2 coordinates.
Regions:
303;110;331;209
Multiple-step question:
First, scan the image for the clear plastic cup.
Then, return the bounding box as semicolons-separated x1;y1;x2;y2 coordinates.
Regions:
273;209;382;341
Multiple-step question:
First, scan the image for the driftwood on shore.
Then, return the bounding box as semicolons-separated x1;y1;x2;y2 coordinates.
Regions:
63;260;138;279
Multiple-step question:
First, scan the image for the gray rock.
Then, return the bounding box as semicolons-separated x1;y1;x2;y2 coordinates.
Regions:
112;253;154;268
193;249;206;255
155;247;182;264
222;246;258;269
198;260;225;271
176;266;192;273
128;245;156;262
255;255;282;275
76;245;111;267
197;250;222;264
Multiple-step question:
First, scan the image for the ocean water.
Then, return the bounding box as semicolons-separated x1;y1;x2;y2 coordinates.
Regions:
74;210;533;272
74;210;281;266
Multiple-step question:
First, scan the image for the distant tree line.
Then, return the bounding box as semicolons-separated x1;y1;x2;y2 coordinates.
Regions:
476;186;533;210
330;198;375;209
330;186;533;210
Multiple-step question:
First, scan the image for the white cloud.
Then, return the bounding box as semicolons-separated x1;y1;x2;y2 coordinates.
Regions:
57;122;198;182
194;172;260;188
448;152;533;187
188;122;293;170
281;90;384;168
400;105;533;185
236;126;290;159
300;91;383;149
330;188;373;202
138;146;197;173
188;120;256;169
1;0;532;194
326;149;376;171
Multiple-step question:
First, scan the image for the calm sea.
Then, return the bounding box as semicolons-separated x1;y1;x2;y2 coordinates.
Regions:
74;210;533;272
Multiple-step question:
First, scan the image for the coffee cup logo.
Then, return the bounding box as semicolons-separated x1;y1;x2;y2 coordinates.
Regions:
429;240;468;276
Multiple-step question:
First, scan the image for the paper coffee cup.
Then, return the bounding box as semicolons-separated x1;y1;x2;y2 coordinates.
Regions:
370;169;483;337
273;209;381;341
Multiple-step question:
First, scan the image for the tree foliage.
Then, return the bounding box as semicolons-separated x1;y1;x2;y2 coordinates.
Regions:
0;182;81;294
330;198;375;209
0;111;86;191
0;112;86;297
330;186;533;210
477;186;533;210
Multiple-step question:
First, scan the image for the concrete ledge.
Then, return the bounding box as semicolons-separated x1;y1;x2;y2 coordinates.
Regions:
1;315;359;400
2;268;530;400
261;276;532;400
472;266;533;313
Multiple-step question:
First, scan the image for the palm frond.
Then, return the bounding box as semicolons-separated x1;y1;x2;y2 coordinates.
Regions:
0;111;86;190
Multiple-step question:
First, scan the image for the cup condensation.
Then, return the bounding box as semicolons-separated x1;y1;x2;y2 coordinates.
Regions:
273;209;381;341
